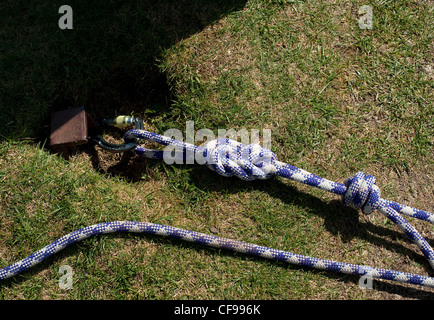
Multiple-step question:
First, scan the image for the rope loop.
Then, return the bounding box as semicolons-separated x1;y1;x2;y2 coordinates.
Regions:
204;138;278;181
342;172;382;215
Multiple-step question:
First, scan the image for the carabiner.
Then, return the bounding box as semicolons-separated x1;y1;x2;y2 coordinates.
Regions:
90;116;144;153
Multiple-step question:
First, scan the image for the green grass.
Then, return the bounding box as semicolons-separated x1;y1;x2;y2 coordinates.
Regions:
0;0;433;300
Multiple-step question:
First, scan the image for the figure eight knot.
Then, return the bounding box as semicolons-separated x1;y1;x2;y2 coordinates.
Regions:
204;138;278;181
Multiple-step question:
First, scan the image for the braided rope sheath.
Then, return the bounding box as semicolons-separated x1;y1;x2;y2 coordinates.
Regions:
1;221;434;288
1;129;433;290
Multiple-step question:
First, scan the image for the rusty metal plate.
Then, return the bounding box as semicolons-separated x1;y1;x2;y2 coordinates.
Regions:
50;106;89;148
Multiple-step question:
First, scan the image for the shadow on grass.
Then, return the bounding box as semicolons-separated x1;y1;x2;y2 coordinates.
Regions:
0;0;247;140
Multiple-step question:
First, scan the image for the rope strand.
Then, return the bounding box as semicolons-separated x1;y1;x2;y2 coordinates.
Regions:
1;221;433;288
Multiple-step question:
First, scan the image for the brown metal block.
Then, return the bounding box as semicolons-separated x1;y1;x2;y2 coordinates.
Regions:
50;106;90;158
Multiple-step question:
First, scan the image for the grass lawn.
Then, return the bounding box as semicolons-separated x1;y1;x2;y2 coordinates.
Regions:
0;0;433;299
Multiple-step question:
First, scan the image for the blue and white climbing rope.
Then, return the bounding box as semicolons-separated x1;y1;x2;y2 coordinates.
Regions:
1;128;433;290
1;221;434;288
